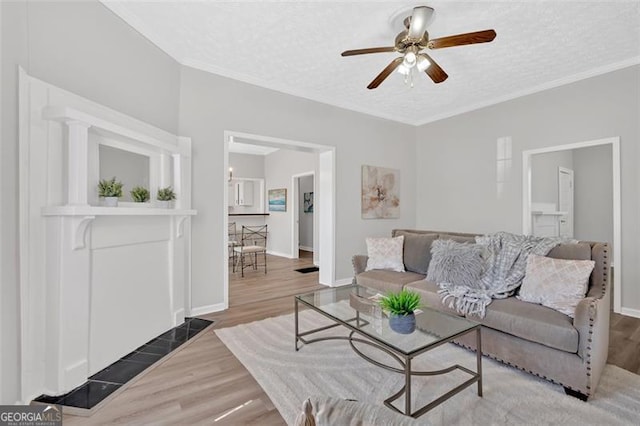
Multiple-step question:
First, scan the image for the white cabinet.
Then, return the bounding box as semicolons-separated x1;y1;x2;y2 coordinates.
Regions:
231;180;254;206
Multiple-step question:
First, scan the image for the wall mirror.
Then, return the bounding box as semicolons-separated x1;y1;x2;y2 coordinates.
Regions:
99;144;150;202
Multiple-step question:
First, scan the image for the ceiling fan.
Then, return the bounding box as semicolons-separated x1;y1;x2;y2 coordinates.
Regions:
341;6;496;89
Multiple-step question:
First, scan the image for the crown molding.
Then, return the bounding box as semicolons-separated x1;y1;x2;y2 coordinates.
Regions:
414;57;640;127
101;2;640;128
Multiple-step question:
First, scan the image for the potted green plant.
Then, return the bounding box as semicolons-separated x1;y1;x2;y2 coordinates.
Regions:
157;186;176;208
98;177;123;207
130;186;150;203
379;290;421;334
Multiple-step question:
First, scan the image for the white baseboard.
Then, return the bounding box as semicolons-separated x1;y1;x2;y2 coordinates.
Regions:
299;246;313;252
267;250;293;259
190;302;226;317
332;278;353;287
620;307;640;319
173;309;185;326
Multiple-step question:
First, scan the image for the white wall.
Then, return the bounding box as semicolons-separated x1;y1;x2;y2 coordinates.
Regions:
573;144;613;246
415;65;640;312
531;150;573;208
179;66;417;310
264;150;316;257
299;175;314;250
1;0;181;403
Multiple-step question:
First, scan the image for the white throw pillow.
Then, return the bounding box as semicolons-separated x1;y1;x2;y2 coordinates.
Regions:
365;236;405;272
517;254;595;318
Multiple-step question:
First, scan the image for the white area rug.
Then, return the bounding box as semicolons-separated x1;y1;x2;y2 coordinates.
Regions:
215;309;640;425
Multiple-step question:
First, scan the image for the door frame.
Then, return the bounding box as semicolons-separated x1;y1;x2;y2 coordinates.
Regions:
291;172;315;260
557;166;574;238
223;131;336;309
522;136;621;313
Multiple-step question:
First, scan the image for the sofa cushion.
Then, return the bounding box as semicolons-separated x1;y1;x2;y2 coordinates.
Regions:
547;242;592;261
355;270;425;294
439;233;476;244
517;254;594;318
405;280;463;316
365;236;405;272
394;231;438;274
426;239;486;286
475;297;579;353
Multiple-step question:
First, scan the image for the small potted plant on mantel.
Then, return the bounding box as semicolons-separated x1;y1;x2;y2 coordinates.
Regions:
156;186;176;208
98;177;123;207
130;186;150;204
379;289;422;334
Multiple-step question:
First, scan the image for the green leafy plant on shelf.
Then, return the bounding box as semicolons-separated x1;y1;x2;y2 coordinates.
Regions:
379;289;421;316
130;186;150;203
97;177;123;198
157;186;176;201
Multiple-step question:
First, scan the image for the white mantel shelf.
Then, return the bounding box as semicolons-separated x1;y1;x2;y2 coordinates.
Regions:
42;206;197;216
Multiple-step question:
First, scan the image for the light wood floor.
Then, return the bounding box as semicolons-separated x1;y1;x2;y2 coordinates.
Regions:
63;255;640;424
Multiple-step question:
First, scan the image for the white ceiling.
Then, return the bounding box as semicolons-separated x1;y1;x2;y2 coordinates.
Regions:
103;1;640;126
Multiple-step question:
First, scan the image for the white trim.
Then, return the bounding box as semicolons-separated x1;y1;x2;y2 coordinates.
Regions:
414;58;640;126
189;303;226;317
299;246;313;252
620;307;640;320
266;250;294;259
332;278;354;287
291;171;315;260
522;137;621;314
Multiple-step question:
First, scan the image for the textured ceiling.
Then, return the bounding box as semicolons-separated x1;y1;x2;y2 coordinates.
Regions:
103;1;640;125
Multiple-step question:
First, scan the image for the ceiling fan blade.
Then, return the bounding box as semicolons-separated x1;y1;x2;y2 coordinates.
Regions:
408;6;432;39
428;29;497;49
420;53;448;84
367;57;403;89
341;47;396;57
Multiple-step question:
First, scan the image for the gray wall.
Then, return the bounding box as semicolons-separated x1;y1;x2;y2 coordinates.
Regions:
263;149;316;256
229;152;265;179
1;0;181;403
573;145;613;246
531;150;573;208
299;175;314;250
415;65;639;311
179;66;417;310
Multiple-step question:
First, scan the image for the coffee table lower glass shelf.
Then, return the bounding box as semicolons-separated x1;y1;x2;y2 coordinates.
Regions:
295;284;482;418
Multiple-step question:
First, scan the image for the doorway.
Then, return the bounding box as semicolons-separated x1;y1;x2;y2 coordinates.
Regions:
223;131;336;309
292;172;316;263
522;137;621;313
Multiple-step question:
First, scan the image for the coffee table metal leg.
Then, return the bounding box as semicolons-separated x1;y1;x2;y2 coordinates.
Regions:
405;357;412;415
295;298;299;351
476;327;483;397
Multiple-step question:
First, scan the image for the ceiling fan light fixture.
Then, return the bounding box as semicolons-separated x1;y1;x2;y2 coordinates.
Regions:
416;54;431;72
396;63;411;75
402;51;417;68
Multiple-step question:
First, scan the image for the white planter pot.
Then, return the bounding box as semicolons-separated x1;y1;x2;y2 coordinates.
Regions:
157;200;173;209
103;197;118;207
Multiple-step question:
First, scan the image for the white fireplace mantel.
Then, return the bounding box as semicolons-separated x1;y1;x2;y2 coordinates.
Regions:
19;71;197;402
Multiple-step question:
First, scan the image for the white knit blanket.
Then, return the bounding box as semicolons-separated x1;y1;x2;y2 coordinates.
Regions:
438;232;569;318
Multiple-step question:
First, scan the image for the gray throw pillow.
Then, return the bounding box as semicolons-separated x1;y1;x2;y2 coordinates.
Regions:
394;231;438;274
426;239;486;286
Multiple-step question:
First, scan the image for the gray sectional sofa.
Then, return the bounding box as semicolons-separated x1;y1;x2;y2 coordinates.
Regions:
352;229;611;400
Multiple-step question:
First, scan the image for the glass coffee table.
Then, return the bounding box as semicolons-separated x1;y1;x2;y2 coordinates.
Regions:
295;284;482;418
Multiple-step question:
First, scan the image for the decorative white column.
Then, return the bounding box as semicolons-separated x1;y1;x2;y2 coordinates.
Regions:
65;120;91;206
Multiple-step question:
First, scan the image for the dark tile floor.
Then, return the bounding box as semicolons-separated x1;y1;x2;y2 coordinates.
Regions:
34;317;212;409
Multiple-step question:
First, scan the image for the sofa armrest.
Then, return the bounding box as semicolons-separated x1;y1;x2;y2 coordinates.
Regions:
574;288;610;395
352;255;368;275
